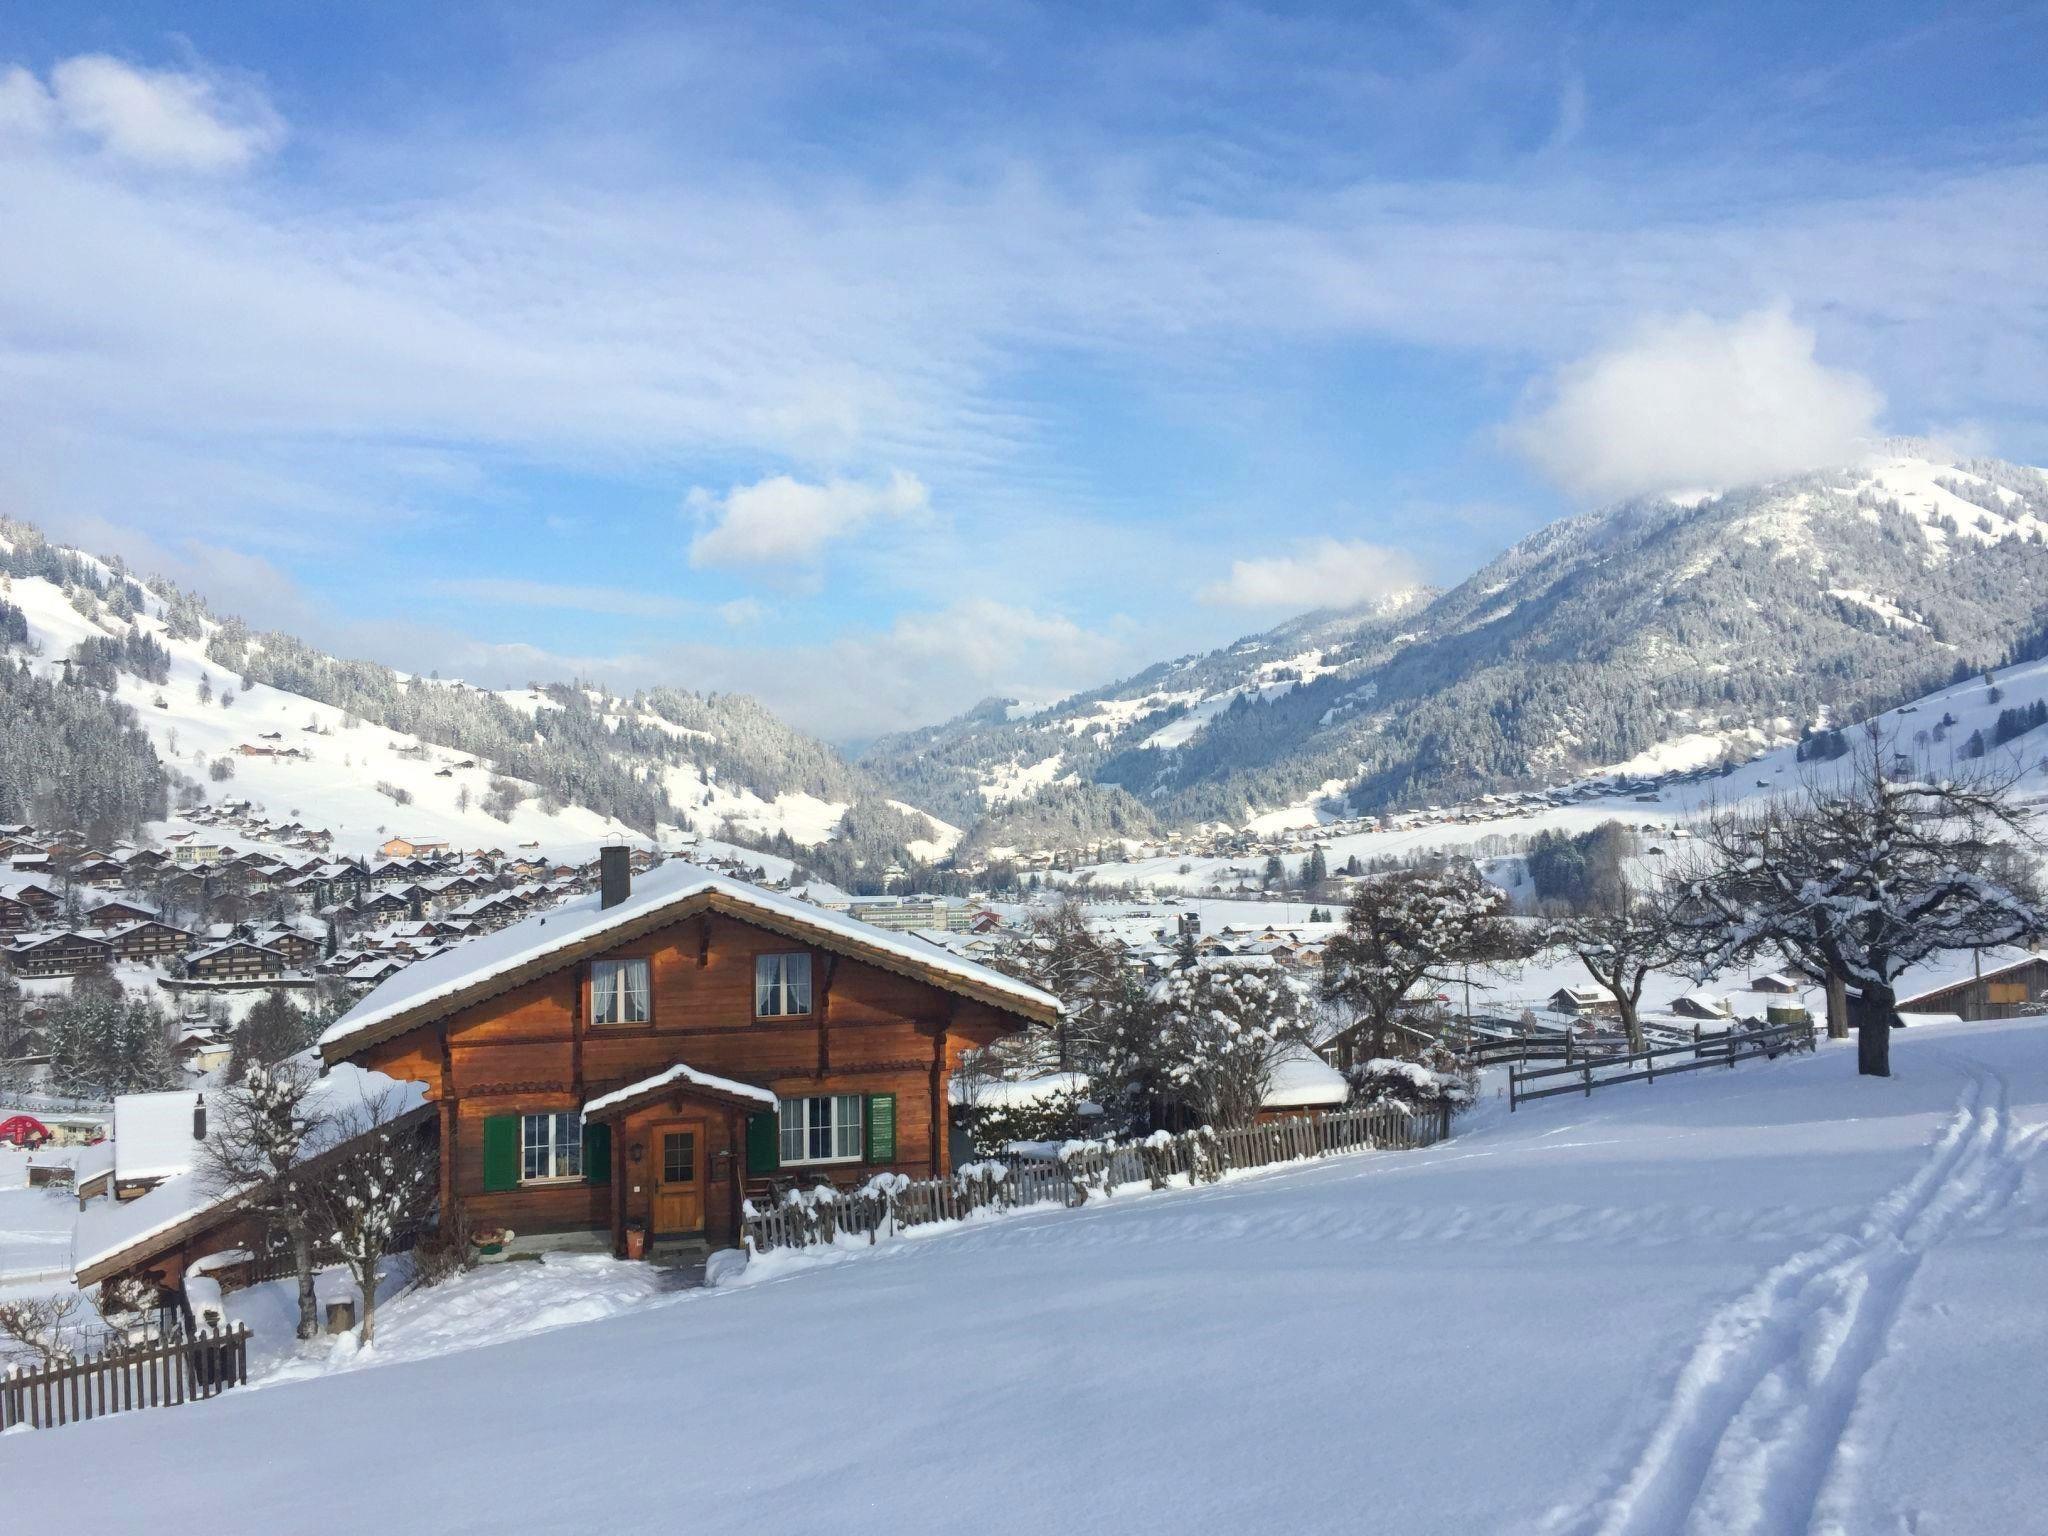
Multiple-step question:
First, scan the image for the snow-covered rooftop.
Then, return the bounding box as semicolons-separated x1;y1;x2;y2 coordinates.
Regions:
320;861;1060;1056
1263;1045;1349;1109
112;1090;204;1185
75;1061;427;1283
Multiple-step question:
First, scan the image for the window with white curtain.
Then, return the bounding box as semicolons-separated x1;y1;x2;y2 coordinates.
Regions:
754;952;813;1017
591;958;650;1024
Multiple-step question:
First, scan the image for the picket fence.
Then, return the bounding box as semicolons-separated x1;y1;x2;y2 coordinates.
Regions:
741;1102;1453;1254
0;1324;250;1432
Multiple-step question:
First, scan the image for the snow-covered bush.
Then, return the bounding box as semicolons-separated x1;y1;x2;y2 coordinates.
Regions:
957;1086;1091;1157
1349;1049;1474;1117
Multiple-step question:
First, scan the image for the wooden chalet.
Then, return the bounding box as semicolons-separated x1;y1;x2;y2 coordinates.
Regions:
107;920;197;963
320;851;1060;1258
1897;953;2048;1021
184;940;287;982
255;929;322;970
85;897;159;930
0;892;35;933
4;930;113;978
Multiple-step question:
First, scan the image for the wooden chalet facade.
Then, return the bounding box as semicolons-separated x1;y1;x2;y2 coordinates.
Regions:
4;930;113;978
0;893;34;933
1898;954;2048;1021
321;854;1059;1257
185;940;287;982
107;920;197;963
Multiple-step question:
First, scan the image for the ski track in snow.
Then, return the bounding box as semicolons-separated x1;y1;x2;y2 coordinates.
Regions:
1547;1055;2046;1536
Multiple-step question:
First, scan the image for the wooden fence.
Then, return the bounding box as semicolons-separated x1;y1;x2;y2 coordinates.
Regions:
742;1103;1452;1255
1;1324;250;1432
1508;1019;1818;1110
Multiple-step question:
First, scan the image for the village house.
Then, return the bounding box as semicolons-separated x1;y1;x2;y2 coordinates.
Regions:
106;919;198;964
1896;950;2048;1021
3;929;114;978
78;852;1059;1304
184;939;288;982
379;836;452;860
319;852;1060;1259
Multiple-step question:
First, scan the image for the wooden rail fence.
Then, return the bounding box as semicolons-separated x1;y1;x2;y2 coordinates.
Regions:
1;1324;250;1432
1508;1020;1818;1110
743;1103;1452;1254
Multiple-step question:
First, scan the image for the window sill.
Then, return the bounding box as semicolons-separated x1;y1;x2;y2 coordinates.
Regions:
518;1176;588;1188
779;1155;864;1169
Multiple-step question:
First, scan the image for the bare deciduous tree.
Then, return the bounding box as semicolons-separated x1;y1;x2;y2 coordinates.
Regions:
1672;730;2044;1077
198;1060;331;1340
305;1094;435;1344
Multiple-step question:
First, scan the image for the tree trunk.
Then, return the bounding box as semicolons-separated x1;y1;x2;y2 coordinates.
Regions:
290;1219;318;1340
1616;995;1643;1054
357;1259;376;1344
1849;981;1897;1077
1825;971;1850;1041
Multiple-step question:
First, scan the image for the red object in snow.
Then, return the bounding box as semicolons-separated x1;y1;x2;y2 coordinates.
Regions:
0;1114;52;1149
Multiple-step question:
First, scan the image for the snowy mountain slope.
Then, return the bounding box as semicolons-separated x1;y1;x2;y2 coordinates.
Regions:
0;551;644;858
1070;638;2048;894
5;1016;2043;1534
867;444;2048;837
0;519;936;866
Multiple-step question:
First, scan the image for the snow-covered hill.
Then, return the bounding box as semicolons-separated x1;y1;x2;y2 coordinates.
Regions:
1066;638;2048;894
867;444;2048;842
5;1015;2042;1533
0;522;936;867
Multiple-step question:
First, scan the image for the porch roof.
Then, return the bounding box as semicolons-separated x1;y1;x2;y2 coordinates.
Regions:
583;1062;777;1121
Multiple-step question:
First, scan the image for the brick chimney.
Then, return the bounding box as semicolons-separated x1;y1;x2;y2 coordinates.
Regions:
599;845;631;910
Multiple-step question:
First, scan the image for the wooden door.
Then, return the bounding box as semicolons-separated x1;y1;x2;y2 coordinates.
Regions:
651;1120;705;1234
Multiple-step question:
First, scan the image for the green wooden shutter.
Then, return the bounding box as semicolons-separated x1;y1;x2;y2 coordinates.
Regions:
481;1115;520;1192
865;1093;897;1165
582;1121;611;1185
745;1111;780;1175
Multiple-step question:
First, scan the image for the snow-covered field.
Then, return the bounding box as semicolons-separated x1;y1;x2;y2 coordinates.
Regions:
5;1016;2043;1534
0;1146;77;1289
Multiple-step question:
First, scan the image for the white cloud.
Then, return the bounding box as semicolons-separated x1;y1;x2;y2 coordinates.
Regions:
1200;538;1426;610
0;66;57;140
1503;308;1885;502
1;54;283;173
686;470;929;568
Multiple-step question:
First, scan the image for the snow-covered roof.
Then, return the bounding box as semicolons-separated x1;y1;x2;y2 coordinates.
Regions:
1263;1046;1349;1109
112;1090;203;1184
1895;945;2044;1006
950;1071;1091;1109
583;1062;776;1117
320;861;1061;1058
74;1061;428;1285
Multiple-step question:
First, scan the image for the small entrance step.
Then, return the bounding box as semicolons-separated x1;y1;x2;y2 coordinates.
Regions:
647;1236;710;1289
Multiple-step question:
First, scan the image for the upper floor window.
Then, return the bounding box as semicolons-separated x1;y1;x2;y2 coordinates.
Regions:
591;957;650;1025
755;952;812;1017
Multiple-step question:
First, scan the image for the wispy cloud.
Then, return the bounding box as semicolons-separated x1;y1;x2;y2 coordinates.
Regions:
424;576;690;619
1200;539;1426;610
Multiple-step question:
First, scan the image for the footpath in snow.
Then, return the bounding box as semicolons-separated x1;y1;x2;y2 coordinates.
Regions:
3;1018;2044;1535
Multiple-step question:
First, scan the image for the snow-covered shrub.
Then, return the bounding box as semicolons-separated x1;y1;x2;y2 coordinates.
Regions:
957;1086;1091;1157
1349;1050;1474;1116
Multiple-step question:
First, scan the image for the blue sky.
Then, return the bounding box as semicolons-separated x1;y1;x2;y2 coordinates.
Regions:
2;3;2045;741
